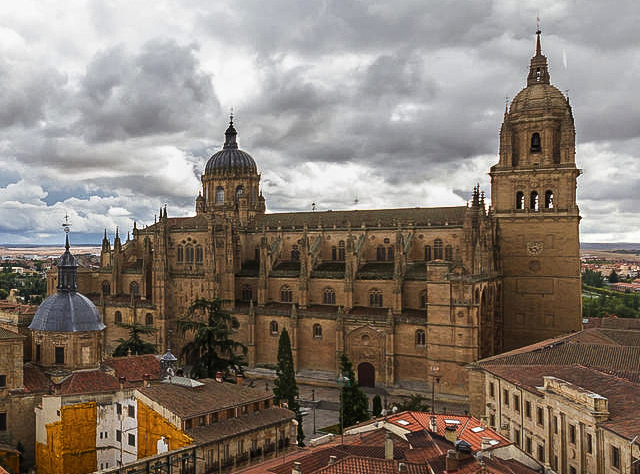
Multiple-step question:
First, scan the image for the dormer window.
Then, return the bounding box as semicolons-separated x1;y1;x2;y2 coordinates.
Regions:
530;133;541;153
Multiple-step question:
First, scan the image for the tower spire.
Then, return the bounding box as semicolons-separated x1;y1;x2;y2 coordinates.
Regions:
526;28;550;86
223;113;238;149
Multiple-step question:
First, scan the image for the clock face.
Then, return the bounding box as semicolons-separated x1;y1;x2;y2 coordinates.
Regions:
527;240;544;256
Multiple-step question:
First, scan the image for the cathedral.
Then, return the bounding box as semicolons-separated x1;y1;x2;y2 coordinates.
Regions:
56;31;582;397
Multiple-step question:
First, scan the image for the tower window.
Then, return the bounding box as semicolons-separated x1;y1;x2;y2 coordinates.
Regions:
242;285;253;302
313;324;322;339
545;190;554;209
433;239;443;260
332;246;337;260
387;246;394;260
530;133;541;153
420;291;427;308
424;245;432;261
376;246;385;261
516;191;525;210
323;288;336;305
55;347;65;365
290;245;300;261
102;281;110;296
177;246;184;262
530;191;539;211
280;285;292;303
216;186;224;204
338;240;345;260
196;246;203;263
270;321;279;335
415;330;426;346
186;246;194;263
235;185;244;201
115;311;122;324
369;289;383;307
145;313;153;326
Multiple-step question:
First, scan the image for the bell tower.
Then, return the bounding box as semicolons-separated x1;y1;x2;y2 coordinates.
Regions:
490;30;582;350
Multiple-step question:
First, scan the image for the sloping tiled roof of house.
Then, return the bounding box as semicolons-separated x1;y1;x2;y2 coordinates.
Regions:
21;364;51;393
58;370;120;395
137;378;271;418
103;354;164;384
312;456;430;474
481;364;640;439
186;407;294;444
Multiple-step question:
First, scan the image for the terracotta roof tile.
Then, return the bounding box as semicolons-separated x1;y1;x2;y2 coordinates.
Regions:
137;378;271;418
103;354;164;384
21;364;51;393
59;370;120;395
313;456;430;474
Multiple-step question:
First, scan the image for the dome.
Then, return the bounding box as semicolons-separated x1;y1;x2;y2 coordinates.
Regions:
509;83;569;115
29;291;104;332
205;118;257;175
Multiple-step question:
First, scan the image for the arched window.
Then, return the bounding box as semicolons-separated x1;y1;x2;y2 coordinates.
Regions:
270;321;278;335
530;191;539;211
415;329;426;346
177;246;184;262
424;245;432;261
420;291;427;308
323;288;336;305
235;185;244;201
186;246;194;263
115;311;122;324
102;281;110;296
376;246;386;261
313;324;323;339
242;285;253;302
195;246;203;263
516;191;525;210
129;281;139;296
530;133;541;153
145;313;153;326
445;245;453;261
545;190;554;209
216;186;224;204
290;245;300;261
338;241;345;260
433;239;443;260
387;246;394;260
369;289;383;307
280;285;292;303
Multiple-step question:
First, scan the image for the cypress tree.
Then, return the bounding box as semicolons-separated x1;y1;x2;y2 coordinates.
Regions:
339;353;370;430
273;328;305;446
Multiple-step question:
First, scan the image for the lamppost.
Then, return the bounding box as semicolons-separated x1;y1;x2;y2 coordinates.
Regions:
311;388;317;435
430;366;440;414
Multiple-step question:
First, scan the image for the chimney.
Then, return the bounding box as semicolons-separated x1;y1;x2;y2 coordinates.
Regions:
53;383;61;395
328;456;337;465
481;437;492;452
385;432;394;460
445;449;458;471
292;461;302;474
444;424;458;444
429;415;438;433
398;462;407;473
215;371;224;383
118;376;126;390
143;373;151;388
236;374;244;385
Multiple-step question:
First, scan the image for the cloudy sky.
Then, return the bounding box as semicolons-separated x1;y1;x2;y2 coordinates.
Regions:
1;0;639;244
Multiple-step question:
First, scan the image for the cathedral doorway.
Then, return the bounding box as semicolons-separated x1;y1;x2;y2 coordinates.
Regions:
357;362;375;387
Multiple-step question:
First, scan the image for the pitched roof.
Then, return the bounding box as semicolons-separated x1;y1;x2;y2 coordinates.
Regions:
256;207;468;229
481;364;640;440
103;354;164;385
137;378;271;418
21;364;51;393
0;327;23;340
312;456;430;474
186;407;294;444
584;317;640;330
58;370;120;395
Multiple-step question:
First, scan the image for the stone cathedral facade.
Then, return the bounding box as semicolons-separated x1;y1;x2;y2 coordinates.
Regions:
52;32;582;396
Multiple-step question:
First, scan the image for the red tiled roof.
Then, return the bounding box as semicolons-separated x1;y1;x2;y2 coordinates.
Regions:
0;302;38;314
384;412;511;452
59;370;120;395
313;456;430;474
103;354;164;385
481;364;640;439
21;364;51;393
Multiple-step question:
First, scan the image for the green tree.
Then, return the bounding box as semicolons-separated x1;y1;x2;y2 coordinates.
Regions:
372;394;383;417
609;270;620;283
582;269;604;288
177;297;247;379
396;393;431;412
273;328;305;446
338;353;370;431
112;322;157;357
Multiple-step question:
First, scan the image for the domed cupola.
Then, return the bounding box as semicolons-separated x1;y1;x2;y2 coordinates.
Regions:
205;117;257;176
30;226;105;371
199;116;265;223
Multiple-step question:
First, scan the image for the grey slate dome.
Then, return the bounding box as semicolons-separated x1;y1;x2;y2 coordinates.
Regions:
29;234;105;333
205;118;257;175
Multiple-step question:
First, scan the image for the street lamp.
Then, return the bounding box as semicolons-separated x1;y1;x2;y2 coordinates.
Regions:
430;366;440;414
336;373;350;446
311;388;317;435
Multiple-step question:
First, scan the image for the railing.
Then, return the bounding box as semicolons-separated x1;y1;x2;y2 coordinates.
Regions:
249;447;262;458
220;456;235;469
263;443;275;455
236;451;249;464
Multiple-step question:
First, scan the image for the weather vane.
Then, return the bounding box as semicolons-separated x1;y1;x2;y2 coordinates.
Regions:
62;213;71;234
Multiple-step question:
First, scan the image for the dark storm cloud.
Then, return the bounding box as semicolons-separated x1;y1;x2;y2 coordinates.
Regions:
77;39;221;142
